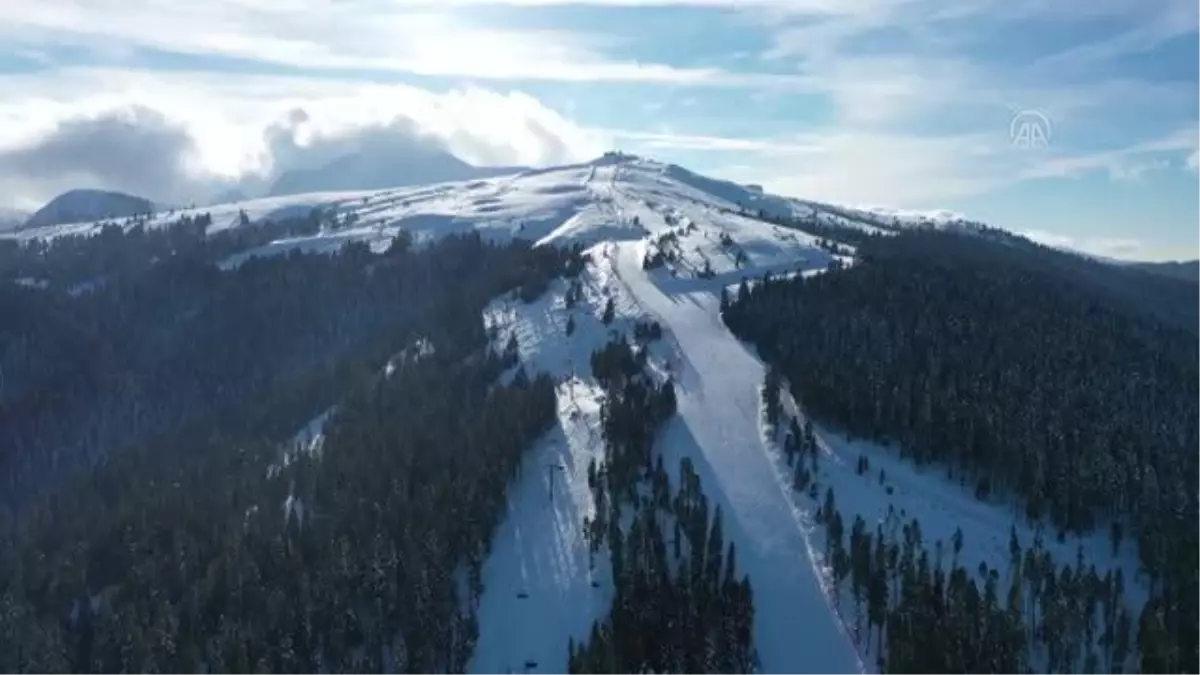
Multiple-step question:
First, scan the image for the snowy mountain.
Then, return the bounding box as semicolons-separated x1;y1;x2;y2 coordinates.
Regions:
24;188;154;229
12;153;895;255
267;145;525;197
5;153;1160;673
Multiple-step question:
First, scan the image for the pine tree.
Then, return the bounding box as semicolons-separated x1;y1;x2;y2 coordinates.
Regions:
763;368;782;429
706;506;725;588
868;533;889;652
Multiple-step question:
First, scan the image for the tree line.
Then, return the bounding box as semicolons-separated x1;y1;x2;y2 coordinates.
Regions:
1;214;575;504
726;228;1197;673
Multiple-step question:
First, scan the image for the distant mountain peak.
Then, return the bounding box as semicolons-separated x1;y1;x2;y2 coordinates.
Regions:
24;189;154;229
267;146;526;197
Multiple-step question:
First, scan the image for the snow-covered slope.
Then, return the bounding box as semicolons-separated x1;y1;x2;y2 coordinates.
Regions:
7;153;893;256
470;245;652;674
6;188;378;243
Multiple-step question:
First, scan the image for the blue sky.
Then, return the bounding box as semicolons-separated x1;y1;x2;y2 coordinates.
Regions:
0;0;1195;259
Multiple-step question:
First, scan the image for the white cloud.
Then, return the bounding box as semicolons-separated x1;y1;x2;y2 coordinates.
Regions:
713;0;1199;217
611;126;1016;206
1018;127;1199;182
0;106;199;209
729;131;1013;206
0;68;608;208
0;0;1192;223
750;0;1196;147
609;129;821;153
1028;0;1198;74
613;121;1198;212
0;1;814;87
1107;159;1171;182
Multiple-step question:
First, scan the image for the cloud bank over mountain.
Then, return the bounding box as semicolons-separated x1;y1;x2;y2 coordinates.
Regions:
0;78;606;208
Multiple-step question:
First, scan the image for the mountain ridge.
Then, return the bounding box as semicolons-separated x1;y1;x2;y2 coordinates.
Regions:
267;145;526;198
11;152;1164;267
23;188;155;230
1130;259;1200;283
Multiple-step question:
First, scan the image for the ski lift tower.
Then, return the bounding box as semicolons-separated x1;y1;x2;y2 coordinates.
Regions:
545;463;566;505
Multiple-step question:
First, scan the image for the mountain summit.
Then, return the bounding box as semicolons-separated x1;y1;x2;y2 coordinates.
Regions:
24;188;154;229
267;145;524;197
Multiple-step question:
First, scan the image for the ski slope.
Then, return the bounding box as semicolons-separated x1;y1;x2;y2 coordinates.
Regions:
471;242;677;673
613;244;863;673
367;156;866;672
468;376;614;675
472;249;866;672
467;165;861;671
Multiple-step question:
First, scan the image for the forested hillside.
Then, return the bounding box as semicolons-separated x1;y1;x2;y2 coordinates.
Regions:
1130;260;1200;284
725;228;1198;673
571;337;758;673
741;206;1199;334
0;216;579;671
0;213;574;502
